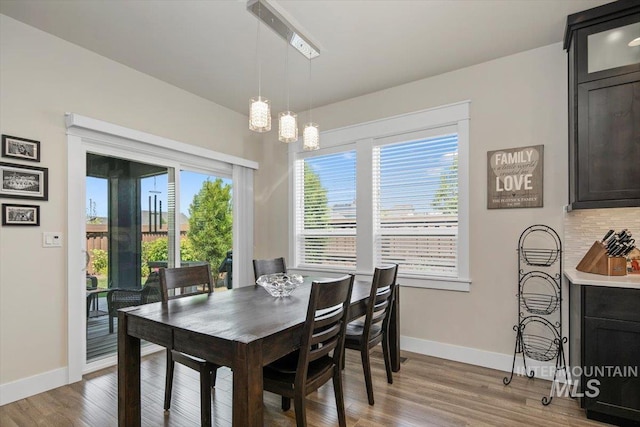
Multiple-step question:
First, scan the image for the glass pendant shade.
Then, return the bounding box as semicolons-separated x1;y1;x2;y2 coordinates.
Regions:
303;123;319;151
278;111;298;143
249;96;271;132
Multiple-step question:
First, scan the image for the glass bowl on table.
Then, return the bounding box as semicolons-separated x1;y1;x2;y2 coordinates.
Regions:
256;273;303;297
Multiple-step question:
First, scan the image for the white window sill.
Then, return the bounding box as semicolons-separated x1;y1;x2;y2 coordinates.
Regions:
397;275;471;292
290;267;471;292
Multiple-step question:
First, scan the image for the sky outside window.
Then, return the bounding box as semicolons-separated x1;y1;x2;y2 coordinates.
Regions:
86;171;232;219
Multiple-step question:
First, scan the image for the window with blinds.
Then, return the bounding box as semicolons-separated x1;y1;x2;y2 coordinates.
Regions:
373;134;459;277
294;150;357;268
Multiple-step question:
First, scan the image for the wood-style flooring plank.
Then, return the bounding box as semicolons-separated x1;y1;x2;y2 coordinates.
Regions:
0;349;612;426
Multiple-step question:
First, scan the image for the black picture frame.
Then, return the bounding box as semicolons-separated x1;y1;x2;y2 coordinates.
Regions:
2;203;40;226
0;162;48;201
1;134;41;162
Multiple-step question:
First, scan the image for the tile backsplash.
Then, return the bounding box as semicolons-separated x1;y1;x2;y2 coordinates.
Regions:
563;207;640;268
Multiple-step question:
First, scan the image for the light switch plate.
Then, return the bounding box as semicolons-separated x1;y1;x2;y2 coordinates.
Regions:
43;232;63;248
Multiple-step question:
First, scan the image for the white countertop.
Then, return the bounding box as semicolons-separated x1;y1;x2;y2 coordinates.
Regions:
564;268;640;290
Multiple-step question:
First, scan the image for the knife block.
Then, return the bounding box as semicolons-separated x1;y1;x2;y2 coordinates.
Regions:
576;241;627;276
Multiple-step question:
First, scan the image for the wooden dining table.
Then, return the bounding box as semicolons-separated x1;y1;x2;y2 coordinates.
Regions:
118;278;400;426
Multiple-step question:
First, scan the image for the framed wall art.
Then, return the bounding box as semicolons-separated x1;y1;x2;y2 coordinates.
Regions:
0;162;48;201
2;203;40;226
1;134;41;162
487;145;544;209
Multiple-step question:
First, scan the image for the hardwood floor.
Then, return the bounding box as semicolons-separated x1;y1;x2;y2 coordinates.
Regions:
0;349;610;426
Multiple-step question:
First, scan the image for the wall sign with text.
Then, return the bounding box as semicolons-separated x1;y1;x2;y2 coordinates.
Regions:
487;145;543;209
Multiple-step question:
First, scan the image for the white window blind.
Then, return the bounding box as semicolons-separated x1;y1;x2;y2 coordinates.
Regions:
373;134;459;277
295;150;356;269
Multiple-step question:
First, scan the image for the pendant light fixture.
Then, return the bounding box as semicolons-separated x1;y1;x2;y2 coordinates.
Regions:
278;40;298;143
303;56;319;151
249;0;271;132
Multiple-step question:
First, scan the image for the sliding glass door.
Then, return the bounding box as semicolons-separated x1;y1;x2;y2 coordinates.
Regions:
84;156;236;363
67;113;256;378
85;153;174;362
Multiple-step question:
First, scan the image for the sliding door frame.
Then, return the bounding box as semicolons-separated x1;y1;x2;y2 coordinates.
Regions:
66;113;257;382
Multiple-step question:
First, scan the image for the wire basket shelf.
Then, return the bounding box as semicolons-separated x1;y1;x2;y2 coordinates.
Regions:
522;333;559;362
519;270;560;315
520;248;560;267
505;225;567;406
520;316;562;362
520;293;560;316
519;224;562;267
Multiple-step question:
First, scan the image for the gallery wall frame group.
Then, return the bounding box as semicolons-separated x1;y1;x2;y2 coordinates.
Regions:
0;134;46;228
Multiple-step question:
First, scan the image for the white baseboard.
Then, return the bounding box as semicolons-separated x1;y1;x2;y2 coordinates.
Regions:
1;344;166;406
0;367;68;406
401;335;567;383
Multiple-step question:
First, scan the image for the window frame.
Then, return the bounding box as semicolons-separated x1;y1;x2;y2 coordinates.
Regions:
289;101;471;291
293;143;358;273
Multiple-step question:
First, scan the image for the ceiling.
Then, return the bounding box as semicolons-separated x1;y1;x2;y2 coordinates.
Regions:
0;0;612;116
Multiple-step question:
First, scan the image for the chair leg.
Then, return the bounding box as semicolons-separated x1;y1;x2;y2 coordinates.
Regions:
293;393;307;427
332;368;347;427
209;364;217;388
164;350;175;412
281;396;291;411
200;365;212;427
382;334;393;384
361;348;374;405
109;315;114;334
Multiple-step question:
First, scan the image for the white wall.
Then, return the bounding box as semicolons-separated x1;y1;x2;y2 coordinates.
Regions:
0;15;260;386
255;43;570;362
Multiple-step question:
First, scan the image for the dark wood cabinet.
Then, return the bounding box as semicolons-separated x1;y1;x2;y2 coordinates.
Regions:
583;317;640;423
565;1;640;210
570;283;640;425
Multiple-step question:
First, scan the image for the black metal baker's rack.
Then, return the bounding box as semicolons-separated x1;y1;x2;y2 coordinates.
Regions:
503;224;569;405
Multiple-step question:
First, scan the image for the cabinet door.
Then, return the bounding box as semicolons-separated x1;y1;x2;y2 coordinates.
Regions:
583;317;640;421
575;12;640;84
576;72;640;207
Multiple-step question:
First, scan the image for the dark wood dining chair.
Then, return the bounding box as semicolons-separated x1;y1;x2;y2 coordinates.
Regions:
159;264;219;427
345;264;398;405
263;275;354;427
252;257;287;280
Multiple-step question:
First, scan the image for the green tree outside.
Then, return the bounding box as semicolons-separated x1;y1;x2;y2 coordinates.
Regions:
303;163;329;265
304;163;329;229
187;178;233;269
432;155;458;214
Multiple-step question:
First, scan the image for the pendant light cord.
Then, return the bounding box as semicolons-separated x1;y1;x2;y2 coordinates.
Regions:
308;56;312;122
284;39;290;111
256;0;262;96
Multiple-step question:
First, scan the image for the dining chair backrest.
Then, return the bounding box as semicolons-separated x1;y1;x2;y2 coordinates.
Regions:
253;257;287;281
297;275;354;385
159;264;213;303
364;264;398;340
158;263;218;426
